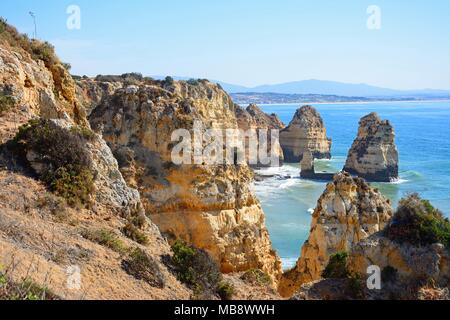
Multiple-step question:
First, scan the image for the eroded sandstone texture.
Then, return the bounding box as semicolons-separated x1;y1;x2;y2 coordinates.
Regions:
89;80;282;279
279;105;331;163
278;172;392;297
344;112;399;182
235;104;285;167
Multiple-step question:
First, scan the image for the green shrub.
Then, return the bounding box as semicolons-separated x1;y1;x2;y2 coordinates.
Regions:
241;269;272;286
187;78;200;86
346;275;365;299
381;266;398;284
81;228;127;254
171;240;222;297
322;252;349;279
30;41;58;67
0;271;57;300
122;248;165;288
217;281;234;300
385;194;450;247
164;76;174;85
122;222;148;245
12;119;95;207
0;19;59;69
0;93;15;115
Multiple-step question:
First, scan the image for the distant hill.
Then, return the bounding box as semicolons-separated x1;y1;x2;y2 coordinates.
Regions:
223;79;450;98
151;76;450;100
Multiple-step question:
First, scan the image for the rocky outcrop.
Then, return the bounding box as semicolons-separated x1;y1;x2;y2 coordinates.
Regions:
344;112;399;182
76;77;123;116
279;172;392;297
300;150;334;181
348;235;450;288
89;80;282;279
279;105;331;163
235;104;285;167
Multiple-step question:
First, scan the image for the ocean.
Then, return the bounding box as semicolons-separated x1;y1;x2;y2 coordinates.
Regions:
252;101;450;270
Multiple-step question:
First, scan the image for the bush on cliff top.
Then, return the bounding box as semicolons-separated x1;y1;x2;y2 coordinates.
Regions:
385;194;450;247
171;240;233;300
12;119;95;207
0;18;59;68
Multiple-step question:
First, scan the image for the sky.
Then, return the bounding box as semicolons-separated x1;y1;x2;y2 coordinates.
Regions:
1;0;449;90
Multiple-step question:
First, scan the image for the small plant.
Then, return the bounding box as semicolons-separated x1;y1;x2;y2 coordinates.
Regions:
187;78;200;86
322;252;349;279
70;125;96;140
12;119;95;207
0;271;57;300
122;248;165;288
0;93;15;115
164;76;174;85
381;266;398;284
122;222;148;245
347;274;365;299
217;281;234;300
385;194;450;247
82;228;127;254
241;269;272;286
171;240;223;298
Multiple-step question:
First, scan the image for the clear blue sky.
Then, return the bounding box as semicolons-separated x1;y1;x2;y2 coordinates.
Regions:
1;0;449;89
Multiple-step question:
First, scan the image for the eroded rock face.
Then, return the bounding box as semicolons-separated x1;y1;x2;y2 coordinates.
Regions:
279;105;331;163
0;45;87;144
278;172;392;297
344;112;399;182
348;235;450;288
235;104;285;167
89;80;282;279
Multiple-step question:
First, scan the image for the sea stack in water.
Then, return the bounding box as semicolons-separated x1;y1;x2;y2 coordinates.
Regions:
344;112;399;182
280;105;331;163
278;172;393;297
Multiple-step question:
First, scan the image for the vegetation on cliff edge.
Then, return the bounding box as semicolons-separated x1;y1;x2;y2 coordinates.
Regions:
386;194;450;247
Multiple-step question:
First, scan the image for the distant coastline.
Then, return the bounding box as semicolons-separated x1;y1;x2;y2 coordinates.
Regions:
231;92;450;105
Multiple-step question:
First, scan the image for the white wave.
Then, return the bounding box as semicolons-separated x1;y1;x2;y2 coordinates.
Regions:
307;208;315;214
281;257;298;270
390;178;409;185
279;179;299;189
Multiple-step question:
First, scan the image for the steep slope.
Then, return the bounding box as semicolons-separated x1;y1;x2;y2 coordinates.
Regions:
0;22;191;299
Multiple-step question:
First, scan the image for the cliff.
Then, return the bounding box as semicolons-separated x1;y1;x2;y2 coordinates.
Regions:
88;79;282;280
279;105;331;163
0;23;195;299
279;172;392;297
292;194;450;300
235;104;285;167
344;112;399;182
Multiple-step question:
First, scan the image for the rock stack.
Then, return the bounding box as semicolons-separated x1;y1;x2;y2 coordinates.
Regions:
344;112;399;182
279;106;331;163
278;172;393;297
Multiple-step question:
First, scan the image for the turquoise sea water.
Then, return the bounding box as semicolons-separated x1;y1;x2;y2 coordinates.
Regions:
253;101;450;269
